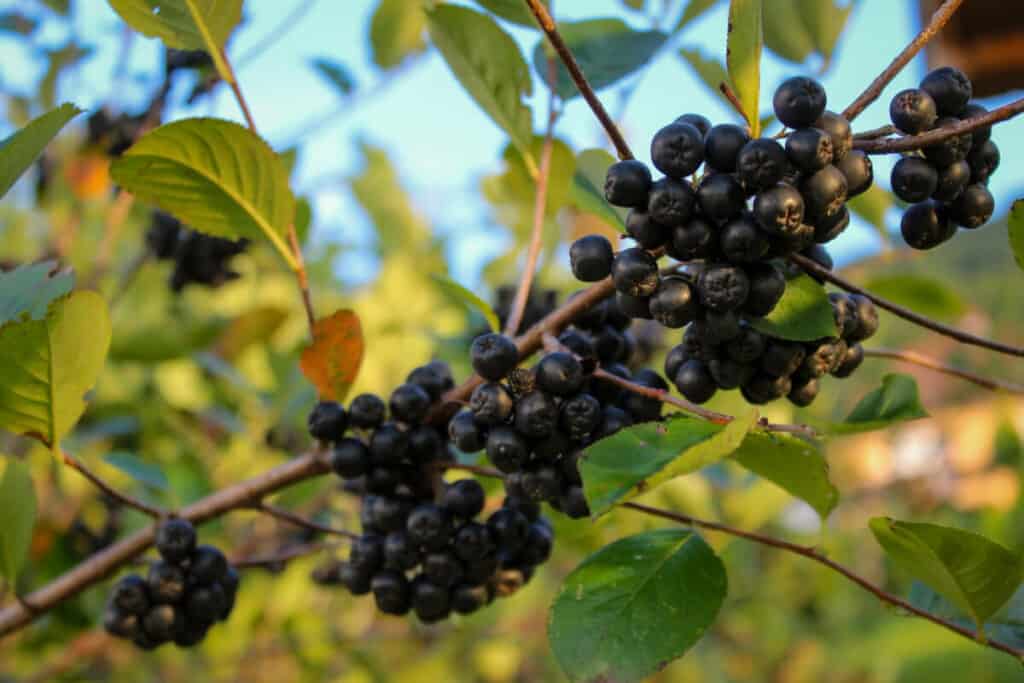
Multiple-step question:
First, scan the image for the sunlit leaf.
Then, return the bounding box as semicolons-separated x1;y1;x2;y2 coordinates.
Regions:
103;451;168;491
0;262;73;327
750;274;838;341
569;148;627;233
830;374;928;435
431;275;501;333
370;0;428;70
726;0;763;135
106;0;241;50
732;430;836;518
472;0;548;28
300;310;365;402
0;103;82;199
0;460;36;583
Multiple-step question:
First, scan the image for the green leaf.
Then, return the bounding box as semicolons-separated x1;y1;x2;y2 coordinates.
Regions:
795;0;853;62
0;460;36;583
369;0;427;70
549;529;727;683
910;582;1024;650
0;262;73;327
110;316;228;362
110;118;298;270
732;430;837;518
870;518;1024;629
311;58;356;97
847;183;893;243
762;0;815;63
675;0;720;33
431;274;501;333
1009;199;1024;272
103;451;168;491
0;103;82;199
863;274;965;322
569;148;628;233
750;274;838;341
582;410;756;516
678;47;732;109
472;0;548;28
0;291;112;449
532;19;667;100
830;373;928;435
726;0;763;136
482;136;576;236
427;5;535;170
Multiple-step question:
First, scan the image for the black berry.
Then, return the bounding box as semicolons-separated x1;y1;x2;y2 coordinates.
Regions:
773;76;827;128
611;247;659;297
889;88;937;134
651;122;705;178
920;66;972;116
604;160;653;207
570;235;614;282
471;333;519;381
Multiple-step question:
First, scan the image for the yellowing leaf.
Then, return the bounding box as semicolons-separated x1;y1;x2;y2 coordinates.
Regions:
300;310;365;402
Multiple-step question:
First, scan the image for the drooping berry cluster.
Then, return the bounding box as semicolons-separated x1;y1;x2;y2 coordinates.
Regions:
569;76;876;407
890;67;999;249
308;361;554;622
448;328;665;519
104;519;239;650
146;211;249;292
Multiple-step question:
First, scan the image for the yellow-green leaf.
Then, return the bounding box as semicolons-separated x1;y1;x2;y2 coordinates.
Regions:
726;0;763;136
431;274;501;333
0;459;36;583
0;103;82;198
369;0;427;70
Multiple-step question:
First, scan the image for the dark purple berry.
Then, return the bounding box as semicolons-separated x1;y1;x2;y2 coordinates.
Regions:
648;177;696;227
704;124;750;172
754;183;805;236
785;128;833;172
920;66;972;116
673;359;717;404
773;76;827;128
536;352;584;396
611;247;659;297
604;160;653;207
948;183;994;229
889;88;937;134
891;156;939;203
570;235;615;282
901;202;953;250
697;173;746;224
308;401;348;441
651;122;705;178
649;276;699;328
471;333;518;381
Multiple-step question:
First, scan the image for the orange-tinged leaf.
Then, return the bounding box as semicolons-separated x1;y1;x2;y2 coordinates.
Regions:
300;310;364;401
64;153;110;200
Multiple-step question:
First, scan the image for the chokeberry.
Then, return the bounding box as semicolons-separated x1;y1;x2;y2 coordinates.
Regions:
703;310;742;344
412;578;451;623
966;139;999;184
932;160;970;201
406;504;451;550
889;88;938;134
560;486;590;519
370;422;409;465
773;76;827;128
920;66;972;116
147;562;187;604
720;216;770;263
673;358;717;404
442;479;486;519
651;122;705;178
389;383;431;424
901;202;953;250
185;583;227;623
832;343;865;378
371;570;411;615
560;393;602;441
471;333;519;381
189;545;228;586
742;373;792;405
726;327;766;364
667;216;715;260
836;151;873;198
349;393;386;429
626;210;670;249
604;160;653;207
744;263;786;317
330;438;371;478
676;113;712;136
648;177;696;226
814;206;850;244
698;264;750;311
155;518;197;565
487;508;530;551
709;358;753;390
800;165;848;222
486;426;529;472
960;102;992;145
814;111;853;161
753;183;805;236
891;156;939;203
923;117;972;166
307;401;348;441
142;604;182;643
615;292;652;320
949;183;994;229
110;575;150;614
570;235;615;282
847;294;880;342
469;382;515;425
788;378;820;407
704;124;750;172
339;562;373;595
737;138;788;191
451;584;490;614
697;173;746;224
521;466;562;502
383;531;420;570
649;276;698;328
449;411;485;453
514;391;559;438
536;352;585;396
760;342;806;377
786;127;833;172
611;247;659;297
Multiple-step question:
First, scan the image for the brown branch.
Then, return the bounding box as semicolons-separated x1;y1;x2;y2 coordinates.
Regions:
789;253;1024;358
842;0;966;121
852;124;896;140
623;501;1024;661
231;541;328;570
60;452;165;519
863;348;1024;394
854;96;1024;154
0;452;330;638
252;502;359;540
506;65;560;336
522;0;635;160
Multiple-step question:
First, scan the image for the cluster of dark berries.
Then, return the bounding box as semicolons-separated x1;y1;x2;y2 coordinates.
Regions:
492;285;558;335
448;329;665;519
308;361;554;622
889;67;999;249
146;211;249;292
86;108;147;158
104;519;239;650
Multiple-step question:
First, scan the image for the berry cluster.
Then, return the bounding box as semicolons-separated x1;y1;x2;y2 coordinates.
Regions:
104;519;239;650
569;76;876;407
86;108;147;158
890;67;999;249
308;361;554;622
146;211;249;292
448;328;665;519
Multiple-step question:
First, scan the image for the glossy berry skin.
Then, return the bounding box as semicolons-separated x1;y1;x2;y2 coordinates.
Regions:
307;401;348;441
422;551;465;588
773;76;827;128
407;363;451;401
697;173;746;224
891;157;939;203
649;276;698;328
486;426;528;472
448;411;485;453
383;531;420;570
369;423;408;465
330;438;371;478
469;382;514;426
471;333;519;381
110;575;151;614
675;112;712;136
848;295;880;343
744;264;786;317
487;508;530;551
604;160;653;207
185;583;227;623
736;138;788;191
727;327;766;364
371;570;411;615
949;183;994;229
761;342;806;377
742;373;793;405
348;393;386;429
704;124;750;172
142;604;182;643
570;235;614;282
155;519;197;565
704;310;742;345
788;378;820;407
960;102;992;144
967;140;1000;184
514;391;559;439
442;479;486;519
454;522;493;562
339;563;372;595
412;579;451;623
190;546;228;586
901;204;958;252
668;216;715;260
389;383;431;424
615;292;652;320
451;584;490;615
786;128;833;172
611;248;659;297
932;160;971;201
560;393;602;441
147;562;187;604
889;88;937;134
720;216;770;264
753;184;804;236
814;111;852;161
698;264;750;312
406;504;451;550
536;352;584;396
648;177;696;227
920;66;972;116
832;343;865;378
813;206;850;244
624;369;668;421
836;151;873;198
673;359;717;404
626;210;670;249
651;122;705;178
923;117;972;166
800;165;848;222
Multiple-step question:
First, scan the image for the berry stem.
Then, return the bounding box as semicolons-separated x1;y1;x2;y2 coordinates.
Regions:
622;501;1024;661
790;253;1024;358
505;61;561;337
842;0;966;122
851;124;896;140
231;541;330;570
251;502;360;540
60;451;166;519
853;96;1024;154
863;347;1024;394
522;0;635;161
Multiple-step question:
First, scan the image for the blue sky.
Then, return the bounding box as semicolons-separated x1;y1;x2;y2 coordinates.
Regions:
2;0;1022;283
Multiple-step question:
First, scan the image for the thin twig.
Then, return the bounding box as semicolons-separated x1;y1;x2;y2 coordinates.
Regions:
252;502;359;540
852;124;896;140
853;96;1024;154
231;542;328;570
842;0;966;121
790;253;1024;358
719;82;751;129
523;0;635;160
236;0;319;68
505;62;560;336
623;501;1024;661
60;451;165;519
863;347;1024;394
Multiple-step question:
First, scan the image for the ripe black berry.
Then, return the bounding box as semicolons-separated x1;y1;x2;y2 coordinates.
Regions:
742;373;792;405
932;160;970;201
709;358;753;390
560;486;590;519
726;327;766;363
142;604;182;643
406;504;451;550
923;117;972;166
704;310;742;344
651;122;705;178
111;575;150;614
383;531;420;570
307;401;348;441
155;518;197;565
673;358;717;404
697;173;746;224
966;140;999;184
901;202;953;250
486;426;528;472
891;156;939;203
813;206;850;244
667;215;715;260
754;183;805;236
560;393;602;441
626;210;670;249
744;263;786;317
488;507;530;551
848;294;880;343
570;235;614;282
720;215;770;263
451;584;489;614
960;103;991;144
469;382;515;425
773;76;827;128
471;333;519;381
704;124;750;172
737;138;788;191
422;551;464;588
785;128;833;172
760;342;806;377
611;247;659;297
788;378;820;407
836;151;873;198
330;438;371;478
147;561;187;604
649;276;699;328
889;88;937;134
454;522;493;562
389;383;431;424
185;583;227;623
536;352;584;396
189;545;228;585
832;343;865;378
370;422;408;465
371;570;411;615
814;111;853;161
514;391;559;438
442;479;486;519
412;578;451;623
604;160;653;207
648;177;696;226
920;66;972;116
449;410;485;452
800;165;848;222
521;466;562;502
948;183;994;229
698;264;750;311
349;393;386;429
676;113;712;136
615;292;652;320
339;563;372;595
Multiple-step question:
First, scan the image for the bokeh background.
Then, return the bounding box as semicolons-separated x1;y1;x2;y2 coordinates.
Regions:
1;0;1023;681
